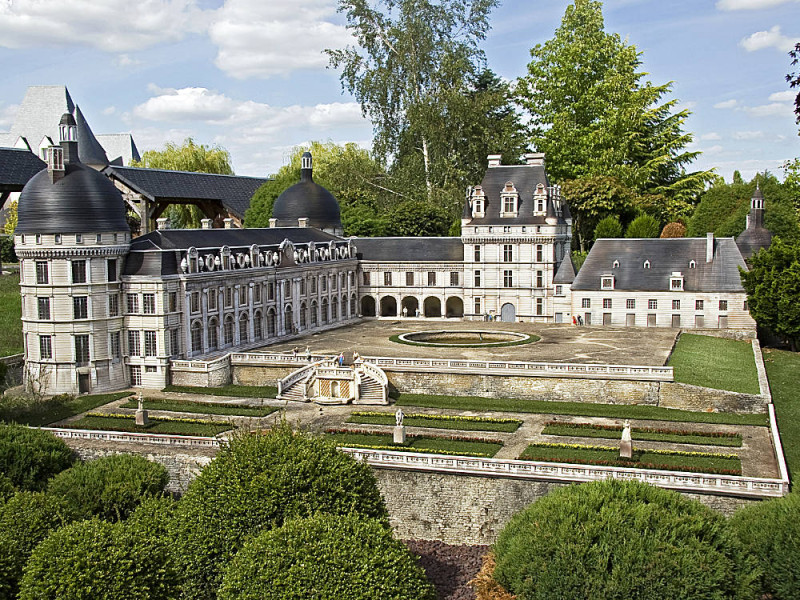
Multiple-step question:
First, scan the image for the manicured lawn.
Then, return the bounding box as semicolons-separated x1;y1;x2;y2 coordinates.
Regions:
541;422;743;447
120;398;277;417
0;392;131;426
326;431;503;458
763;348;800;482
64;413;233;436
0;273;22;357
395;393;768;426
347;411;522;432
668;333;760;394
519;443;742;475
163;384;278;398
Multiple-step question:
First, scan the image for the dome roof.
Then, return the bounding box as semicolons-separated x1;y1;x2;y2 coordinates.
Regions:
271;152;341;231
16;162;128;234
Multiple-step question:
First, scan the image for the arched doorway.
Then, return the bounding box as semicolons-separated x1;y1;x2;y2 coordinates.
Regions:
361;296;376;317
445;297;464;318
424;296;441;318
380;296;397;317
500;303;516;322
401;296;419;317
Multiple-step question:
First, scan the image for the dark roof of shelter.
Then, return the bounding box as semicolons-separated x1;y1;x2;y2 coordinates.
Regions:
355;237;464;262
0;148;46;192
104;166;270;220
553;256;576;284
469;164;553;225
571;238;747;292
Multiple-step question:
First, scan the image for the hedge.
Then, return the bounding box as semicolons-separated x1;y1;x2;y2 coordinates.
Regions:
0;473;14;502
0;424;75;491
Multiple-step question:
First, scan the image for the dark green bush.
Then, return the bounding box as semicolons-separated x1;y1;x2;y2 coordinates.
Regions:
0;491;79;600
47;453;168;521
0;238;16;265
729;492;800;599
218;513;435;600
493;480;754;600
0;424;75;490
0;472;13;502
173;426;388;599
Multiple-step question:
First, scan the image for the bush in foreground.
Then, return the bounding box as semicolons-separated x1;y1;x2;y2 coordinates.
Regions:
493;480;754;600
729;492;800;599
48;453;168;521
172;426;389;599
0;424;75;491
0;473;14;502
219;513;435;600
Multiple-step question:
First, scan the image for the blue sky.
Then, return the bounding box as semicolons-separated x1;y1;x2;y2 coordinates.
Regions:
0;0;798;182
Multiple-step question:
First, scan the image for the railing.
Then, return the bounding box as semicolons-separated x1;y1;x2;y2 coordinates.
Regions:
341;447;789;498
769;404;791;488
277;361;323;398
360;361;389;403
171;355;230;372
41;427;222;448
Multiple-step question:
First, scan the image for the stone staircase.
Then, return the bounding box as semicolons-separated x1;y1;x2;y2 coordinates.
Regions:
358;373;386;404
278;360;388;405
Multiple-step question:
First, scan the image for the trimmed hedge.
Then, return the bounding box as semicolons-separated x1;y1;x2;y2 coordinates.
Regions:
172;425;389;600
218;514;436;600
0;424;75;491
729;492;800;599
48;454;169;521
493;480;755;600
0;472;14;502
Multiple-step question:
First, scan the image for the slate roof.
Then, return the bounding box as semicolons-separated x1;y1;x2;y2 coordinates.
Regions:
0;148;46;192
73;106;109;167
96;133;140;166
355;237;464;262
104;166;270;220
469;164;553;225
553;256;576;284
571;238;747;292
0;86;74;150
272;153;342;231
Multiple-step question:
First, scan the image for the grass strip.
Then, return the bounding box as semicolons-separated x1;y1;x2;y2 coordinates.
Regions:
519;443;741;475
763;348;800;482
541;422;743;447
668;333;760;394
395;393;768;426
63;413;233;436
325;431;502;458
120;398;277;417
389;333;539;348
347;411;521;432
0;272;22;356
1;392;131;426
163;384;278;399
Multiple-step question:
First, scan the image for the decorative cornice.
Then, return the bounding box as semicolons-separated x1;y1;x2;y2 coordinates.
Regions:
462;236;558;244
15;246;131;259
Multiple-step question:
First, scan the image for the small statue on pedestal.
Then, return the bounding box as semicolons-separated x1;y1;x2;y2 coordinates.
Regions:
393;408;406;444
135;391;149;426
619;420;632;459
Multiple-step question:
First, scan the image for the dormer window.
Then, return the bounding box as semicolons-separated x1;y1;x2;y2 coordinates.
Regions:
643;260;650;269
670;272;684;291
500;182;518;217
601;275;615;290
689;260;696;269
612;260;619;269
533;183;547;215
471;186;485;218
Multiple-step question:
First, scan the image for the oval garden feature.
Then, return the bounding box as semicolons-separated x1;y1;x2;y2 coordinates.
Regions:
393;330;539;348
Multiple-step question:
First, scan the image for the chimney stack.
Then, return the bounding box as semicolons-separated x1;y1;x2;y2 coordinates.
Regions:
201;219;212;230
487;154;502;168
156;218;168;230
298;217;309;228
706;232;714;263
269;218;277;228
224;218;234;229
524;152;545;166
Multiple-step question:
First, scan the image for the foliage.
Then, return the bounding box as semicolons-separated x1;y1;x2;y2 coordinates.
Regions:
0;391;129;427
571;250;588;272
763;348;800;480
593;215;623;239
661;221;687;238
2;203;17;236
386;199;451;237
324;430;503;457
541;421;743;447
47;454;168;522
162;384;278;398
0;491;79;600
171;425;388;599
0;472;13;502
740;237;800;350
493;480;755;600
219;513;436;600
625;213;661;238
0;272;22;356
729;492;800;599
347;411;522;432
65;413;234;436
561;175;636;250
0;236;16;264
0;424;74;491
120;398;276;417
788;42;800;124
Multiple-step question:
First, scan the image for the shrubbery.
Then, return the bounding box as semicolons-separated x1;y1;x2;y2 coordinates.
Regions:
47;453;168;521
492;480;753;600
219;513;436;600
0;472;14;502
729;492;800;599
0;424;75;490
172;426;388;599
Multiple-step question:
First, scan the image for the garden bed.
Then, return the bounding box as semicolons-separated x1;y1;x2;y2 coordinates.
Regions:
163;384;278;398
120;398;277;417
324;428;503;457
347;411;522;432
0;392;131;426
63;413;234;436
541;421;742;447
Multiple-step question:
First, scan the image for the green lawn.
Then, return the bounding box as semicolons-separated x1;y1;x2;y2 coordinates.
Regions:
65;413;233;436
163;384;278;398
0;273;22;357
668;333;760;394
763;348;800;482
120;398;277;417
541;422;743;447
347;411;522;432
395;393;768;426
326;431;503;457
0;392;130;426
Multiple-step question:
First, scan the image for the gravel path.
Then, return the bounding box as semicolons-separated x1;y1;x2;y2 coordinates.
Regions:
406;540;488;600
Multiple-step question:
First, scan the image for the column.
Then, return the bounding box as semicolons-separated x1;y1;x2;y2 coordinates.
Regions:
248;283;255;340
277;280;285;336
184;291;192;357
233;284;241;345
201;289;209;353
346;270;352;318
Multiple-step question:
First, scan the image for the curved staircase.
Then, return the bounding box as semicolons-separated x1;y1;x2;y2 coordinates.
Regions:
278;359;388;405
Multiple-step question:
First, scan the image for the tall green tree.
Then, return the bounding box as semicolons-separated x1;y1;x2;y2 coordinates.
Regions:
560;175;637;251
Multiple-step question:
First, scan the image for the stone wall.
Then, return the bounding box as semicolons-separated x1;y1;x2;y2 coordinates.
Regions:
233;365;294;387
170;362;231;388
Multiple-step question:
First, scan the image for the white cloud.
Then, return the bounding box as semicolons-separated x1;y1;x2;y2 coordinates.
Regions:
700;132;722;140
769;90;796;101
714;99;738;109
739;26;798;52
0;103;19;129
703;145;725;155
743;102;793;117
113;54;142;68
717;0;799;9
732;130;765;139
102;106;117;116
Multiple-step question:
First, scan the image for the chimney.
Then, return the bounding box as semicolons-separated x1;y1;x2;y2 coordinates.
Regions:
224;218;234;229
156;218;168;230
269;218;277;228
487;154;502;168
298;217;309;228
47;146;65;184
524;152;545;166
201;219;212;230
706;232;714;263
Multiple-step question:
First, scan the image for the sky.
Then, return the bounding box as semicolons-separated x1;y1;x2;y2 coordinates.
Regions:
0;0;798;182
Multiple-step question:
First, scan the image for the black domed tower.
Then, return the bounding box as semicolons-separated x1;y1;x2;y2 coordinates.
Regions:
736;185;772;261
15;113;130;395
271;152;343;234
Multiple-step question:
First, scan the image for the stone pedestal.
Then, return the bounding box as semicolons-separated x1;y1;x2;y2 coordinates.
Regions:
135;409;149;426
393;425;406;445
619;439;632;459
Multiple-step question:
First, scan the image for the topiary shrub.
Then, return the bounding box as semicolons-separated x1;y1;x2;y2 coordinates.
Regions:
493;480;754;600
625;214;661;238
594;216;623;239
172;425;388;600
218;513;435;600
0;424;75;491
660;221;687;238
0;491;79;599
729;492;800;599
47;453;168;521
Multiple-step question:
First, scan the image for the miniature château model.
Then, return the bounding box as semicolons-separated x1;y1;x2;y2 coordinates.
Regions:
15;122;768;394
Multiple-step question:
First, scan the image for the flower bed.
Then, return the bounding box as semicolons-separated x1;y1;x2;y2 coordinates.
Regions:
323;428;503;458
63;412;234;437
541;421;742;447
120;398;277;418
347;411;522;432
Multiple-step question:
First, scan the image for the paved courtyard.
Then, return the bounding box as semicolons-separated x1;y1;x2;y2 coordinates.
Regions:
257;319;679;366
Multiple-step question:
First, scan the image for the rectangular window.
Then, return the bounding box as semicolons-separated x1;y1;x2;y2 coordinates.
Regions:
73;296;88;319
503;196;515;214
601;277;614;289
142;293;156;314
75;234;82;244
300;279;306;296
55;234;62;244
536;270;544;288
474;270;481;287
626;299;636;310
474;297;481;314
128;330;141;356
238;286;247;305
384;272;392;286
74;334;89;366
207;290;216;311
696;299;704;310
109;294;119;317
582;298;591;309
267;282;275;301
450;272;459;286
254;285;262;303
672;299;681;310
536;298;544;315
170;329;180;357
169;291;178;312
192;291;201;313
71;260;87;284
671;278;683;290
225;288;233;307
406;272;414;286
503;270;513;288
144;331;157;357
555;285;563;296
362;271;371;285
127;293;139;314
603;298;612;309
39;335;52;360
321;277;327;292
427;271;436;286
107;259;117;282
36;261;48;284
145;365;157;373
743;300;748;311
719;300;728;311
130;365;142;387
503;244;513;262
37;297;50;320
536;245;543;262
648;299;658;310
110;331;121;360
474;245;481;262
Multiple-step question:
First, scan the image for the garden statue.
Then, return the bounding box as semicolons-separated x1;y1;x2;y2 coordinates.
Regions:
620;420;632;459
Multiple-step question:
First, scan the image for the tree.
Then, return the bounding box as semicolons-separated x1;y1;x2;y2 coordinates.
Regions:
218;514;436;600
625;214;661;238
788;42;800;124
660;222;687;238
386;200;451;237
740;237;800;351
2;201;17;235
560;176;636;250
131;138;234;228
593;216;623;239
517;0;713;212
0;424;75;491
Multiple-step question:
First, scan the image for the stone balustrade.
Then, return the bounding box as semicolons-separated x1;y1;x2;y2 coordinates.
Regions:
41;427;222;448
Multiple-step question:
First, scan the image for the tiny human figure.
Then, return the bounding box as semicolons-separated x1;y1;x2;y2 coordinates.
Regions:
402;306;408;317
572;316;577;326
305;346;311;361
353;351;360;362
292;346;299;358
338;352;344;367
577;315;583;326
415;308;420;317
